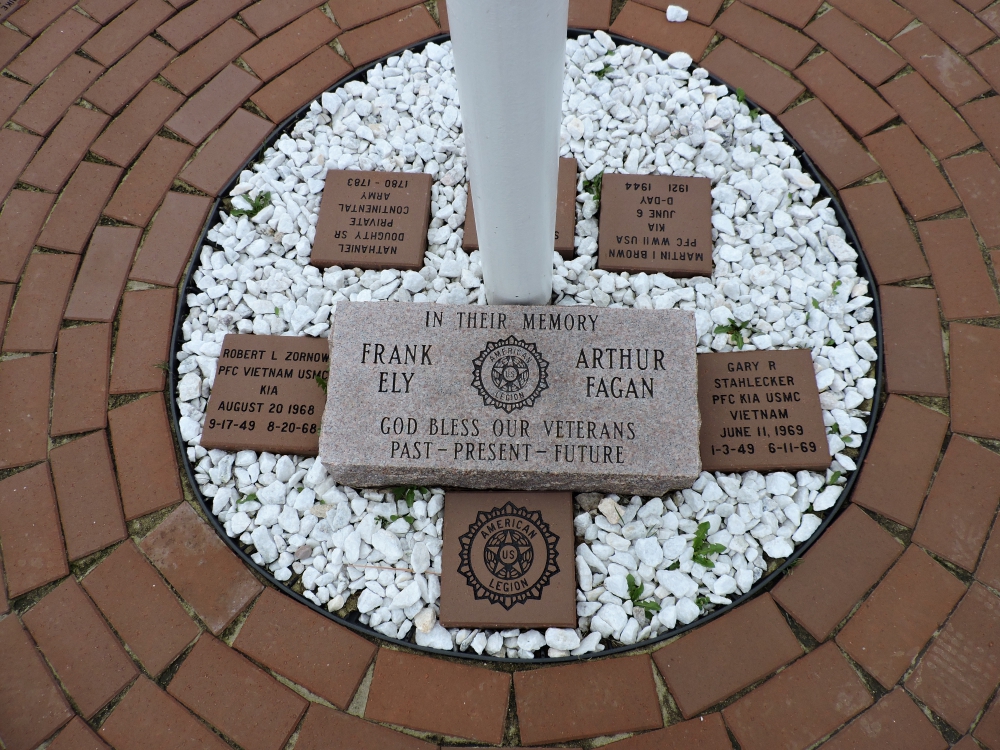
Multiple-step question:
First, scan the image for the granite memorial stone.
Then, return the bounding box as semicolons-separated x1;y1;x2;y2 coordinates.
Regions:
201;334;329;455
320;302;700;494
697;349;830;472
598;174;713;276
439;491;576;629
462;158;578;259
311;170;432;270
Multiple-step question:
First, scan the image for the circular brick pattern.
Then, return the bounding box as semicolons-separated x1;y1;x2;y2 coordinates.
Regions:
1;1;999;748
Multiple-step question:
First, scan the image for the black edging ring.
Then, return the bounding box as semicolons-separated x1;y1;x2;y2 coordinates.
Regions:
168;30;884;665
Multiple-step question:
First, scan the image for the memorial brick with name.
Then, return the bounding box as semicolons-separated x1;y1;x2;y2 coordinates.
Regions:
319;302;700;494
201;334;329;455
311;170;432;270
440;491;576;629
598;174;713;276
697;349;830;473
463;157;578;259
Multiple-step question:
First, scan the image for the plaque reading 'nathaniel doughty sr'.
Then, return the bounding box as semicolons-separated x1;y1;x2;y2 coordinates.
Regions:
440;491;576;629
311;170;432;270
463;157;578;259
319;303;700;494
201;334;329;455
698;350;831;473
599;173;713;276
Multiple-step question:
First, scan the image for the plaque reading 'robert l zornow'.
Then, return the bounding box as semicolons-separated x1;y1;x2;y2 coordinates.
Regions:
319;303;700;494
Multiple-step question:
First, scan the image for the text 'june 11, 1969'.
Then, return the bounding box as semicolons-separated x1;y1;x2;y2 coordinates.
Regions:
201;334;330;455
319;302;702;495
697;349;831;472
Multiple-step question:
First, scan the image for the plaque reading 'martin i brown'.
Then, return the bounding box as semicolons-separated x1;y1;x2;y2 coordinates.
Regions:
599;174;713;276
201;334;329;455
440;491;576;629
311;170;432;270
698;350;830;473
463;157;578;259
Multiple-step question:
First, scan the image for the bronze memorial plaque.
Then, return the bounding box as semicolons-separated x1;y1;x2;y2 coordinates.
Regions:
201;334;329;455
439;491;576;629
598;173;713;276
311;170;432;270
463;157;578;259
697;349;831;473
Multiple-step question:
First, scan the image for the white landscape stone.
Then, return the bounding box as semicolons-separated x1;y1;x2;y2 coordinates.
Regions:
179;37;874;659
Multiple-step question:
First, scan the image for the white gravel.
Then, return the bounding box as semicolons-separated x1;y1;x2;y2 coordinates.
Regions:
175;34;876;658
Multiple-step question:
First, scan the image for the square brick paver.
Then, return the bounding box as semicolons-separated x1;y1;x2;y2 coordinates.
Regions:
167;634;307;750
250;44;351;123
794;52;895;137
83;36;176;115
2;252;78;353
241;8;338;81
20;106;109;192
64;226;142;322
568;0;613;29
0;615;72;750
837;545;967;688
723;642;873;750
100;676;231;750
104;136;194;226
37;162;122;254
892;24;990;106
653;593;802;717
0;355;51;469
513;654;661;745
840;183;929;284
713;1;815;70
233;587;376;709
140;502;262;632
0;190;56;284
48;717;110;750
161;19;257;96
7;9;99;84
879;286;948;397
166;64;261;144
772;504;903;640
914;436;1000;571
945;151;1000;249
338;5;447;68
779;98;878;188
852;395;950;527
294;703;437;750
129;191;214;286
951;323;1000;440
822;688;948;750
179;108;273;196
863;126;961;221
51;323;111;436
12;55;103;136
805;7;905;85
878;72;980;160
907;583;1000;732
49;431;127;561
0;463;68;597
22;577;139;718
109;287;176;394
918;217;1000;320
91;81;185;168
83;540;201;676
108;394;182;519
368;649;512;745
701;40;804;115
